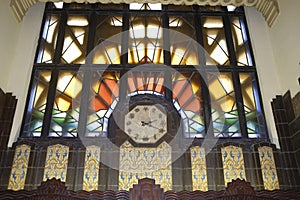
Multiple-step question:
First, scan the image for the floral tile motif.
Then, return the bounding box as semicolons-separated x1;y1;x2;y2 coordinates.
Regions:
258;146;279;190
8;145;31;191
83;146;100;191
190;146;208;191
43;144;69;182
221;145;246;186
119;141;172;191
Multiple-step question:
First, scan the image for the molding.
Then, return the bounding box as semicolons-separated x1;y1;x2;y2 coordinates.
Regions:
10;0;279;27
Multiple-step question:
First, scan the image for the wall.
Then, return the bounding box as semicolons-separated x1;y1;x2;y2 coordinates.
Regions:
269;0;300;97
245;7;281;147
2;2;290;148
5;2;45;147
0;0;21;91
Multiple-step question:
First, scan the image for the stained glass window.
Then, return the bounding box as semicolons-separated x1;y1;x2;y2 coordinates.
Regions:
61;15;89;64
36;15;59;63
50;71;82;137
209;72;241;137
23;71;51;137
128;15;163;64
87;71;119;136
173;72;204;137
23;3;267;141
202;16;229;66
240;73;266;138
127;71;164;96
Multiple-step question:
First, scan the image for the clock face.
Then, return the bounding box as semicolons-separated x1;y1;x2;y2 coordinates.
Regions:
124;105;167;144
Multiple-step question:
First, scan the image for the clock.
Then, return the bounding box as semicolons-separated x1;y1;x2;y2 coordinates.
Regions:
124;104;167;144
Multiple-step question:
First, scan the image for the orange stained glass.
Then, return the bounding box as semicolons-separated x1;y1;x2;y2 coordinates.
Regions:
127;72;164;94
173;73;202;113
92;79;118;111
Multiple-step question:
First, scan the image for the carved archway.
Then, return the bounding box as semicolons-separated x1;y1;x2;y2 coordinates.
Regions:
11;0;279;27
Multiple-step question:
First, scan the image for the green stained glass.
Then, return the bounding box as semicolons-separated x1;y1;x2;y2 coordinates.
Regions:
209;73;241;137
50;71;83;137
24;70;51;137
240;73;266;138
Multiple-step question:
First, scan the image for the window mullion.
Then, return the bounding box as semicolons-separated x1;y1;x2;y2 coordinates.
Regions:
194;13;212;136
119;5;130;103
77;11;97;138
162;6;172;101
223;15;248;138
41;11;68;138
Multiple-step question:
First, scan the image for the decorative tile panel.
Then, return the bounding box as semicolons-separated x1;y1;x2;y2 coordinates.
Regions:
43;144;69;182
83;146;101;191
221;145;246;186
190;146;208;191
119;141;172;191
258;146;279;190
8;145;31;191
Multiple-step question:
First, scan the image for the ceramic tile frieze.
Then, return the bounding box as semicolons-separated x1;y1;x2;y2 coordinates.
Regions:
258;146;279;190
221;145;246;186
8;144;31;191
43;144;69;182
190;146;208;191
119;141;172;191
83;146;101;191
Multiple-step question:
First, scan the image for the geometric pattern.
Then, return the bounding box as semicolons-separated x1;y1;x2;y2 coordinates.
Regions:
8;145;31;191
190;146;208;191
221;145;246;186
119;141;172;191
43;144;69;182
83;146;101;191
258;146;279;190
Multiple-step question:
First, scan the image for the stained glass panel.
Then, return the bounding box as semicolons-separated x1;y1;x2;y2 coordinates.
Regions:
173;72;204;137
61;15;89;64
170;15;198;65
258;146;279;190
36;15;59;63
23;70;51;137
128;15;164;64
43;144;69;182
190;146;208;191
127;71;164;95
93;15;122;64
83;146;101;191
231;17;253;66
8;145;31;191
202;16;229;65
87;71;119;136
50;71;83;137
240;73;266;138
209;72;241;137
119;141;172;191
221;145;246;186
